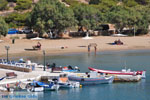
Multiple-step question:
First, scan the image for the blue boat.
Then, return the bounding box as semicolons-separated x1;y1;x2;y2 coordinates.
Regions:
0;76;5;81
27;81;59;92
68;72;114;85
62;66;80;73
62;69;78;73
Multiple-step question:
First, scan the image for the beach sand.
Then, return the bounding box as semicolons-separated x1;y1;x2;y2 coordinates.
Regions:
0;36;150;58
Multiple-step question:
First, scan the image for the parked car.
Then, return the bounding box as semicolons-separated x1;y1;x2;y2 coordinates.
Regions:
8;29;19;34
20;28;33;34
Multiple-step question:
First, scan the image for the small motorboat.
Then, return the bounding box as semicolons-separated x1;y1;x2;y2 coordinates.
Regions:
68;71;114;85
51;65;80;73
56;74;80;88
62;66;79;73
88;67;146;79
26;81;44;92
26;80;59;92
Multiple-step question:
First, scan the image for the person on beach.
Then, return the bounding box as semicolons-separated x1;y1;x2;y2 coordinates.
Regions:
94;46;97;52
33;42;41;50
37;42;41;49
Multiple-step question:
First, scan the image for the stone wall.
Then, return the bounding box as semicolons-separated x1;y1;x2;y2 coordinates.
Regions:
0;64;32;72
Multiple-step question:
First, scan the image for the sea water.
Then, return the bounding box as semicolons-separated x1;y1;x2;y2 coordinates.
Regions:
1;50;150;100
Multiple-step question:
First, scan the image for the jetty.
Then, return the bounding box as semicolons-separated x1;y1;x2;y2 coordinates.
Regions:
0;61;145;86
0;67;80;85
113;75;141;82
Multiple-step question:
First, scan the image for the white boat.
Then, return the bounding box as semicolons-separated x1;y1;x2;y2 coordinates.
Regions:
26;80;59;92
88;67;146;79
29;87;44;92
68;71;114;85
57;74;80;88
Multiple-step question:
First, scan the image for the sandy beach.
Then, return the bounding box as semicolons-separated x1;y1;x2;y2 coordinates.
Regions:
0;36;150;58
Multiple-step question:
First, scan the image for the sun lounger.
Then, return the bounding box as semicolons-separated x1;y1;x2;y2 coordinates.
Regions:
32;45;41;50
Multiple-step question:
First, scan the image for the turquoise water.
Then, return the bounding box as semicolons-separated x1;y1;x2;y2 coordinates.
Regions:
1;50;150;100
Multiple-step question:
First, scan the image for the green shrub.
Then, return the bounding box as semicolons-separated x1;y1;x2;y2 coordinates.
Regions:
14;0;32;10
0;0;8;11
5;12;30;28
0;17;8;37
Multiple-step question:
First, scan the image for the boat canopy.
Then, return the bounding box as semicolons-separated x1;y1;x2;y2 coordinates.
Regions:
32;81;49;87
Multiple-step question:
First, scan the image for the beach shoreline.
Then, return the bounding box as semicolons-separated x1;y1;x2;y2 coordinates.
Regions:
0;36;150;58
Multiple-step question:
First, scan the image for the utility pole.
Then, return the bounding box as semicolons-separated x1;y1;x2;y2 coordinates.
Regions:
43;50;46;71
5;46;10;62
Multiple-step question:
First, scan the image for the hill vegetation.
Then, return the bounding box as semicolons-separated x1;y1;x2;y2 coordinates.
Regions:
0;0;150;37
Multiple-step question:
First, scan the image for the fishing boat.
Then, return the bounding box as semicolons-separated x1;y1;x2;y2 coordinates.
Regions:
26;80;59;92
68;72;114;85
56;74;80;88
88;67;146;79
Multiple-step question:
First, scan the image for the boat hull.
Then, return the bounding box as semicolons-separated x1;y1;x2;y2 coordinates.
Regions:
68;76;114;85
88;67;146;78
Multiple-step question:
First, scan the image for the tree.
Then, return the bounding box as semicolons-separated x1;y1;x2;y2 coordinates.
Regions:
5;12;30;28
0;17;8;37
14;0;32;10
29;0;76;35
0;0;8;11
90;0;117;13
105;5;149;35
73;4;102;30
105;6;135;33
131;5;150;34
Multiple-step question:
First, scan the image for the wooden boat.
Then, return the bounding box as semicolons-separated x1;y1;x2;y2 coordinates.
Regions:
88;67;146;78
68;72;114;85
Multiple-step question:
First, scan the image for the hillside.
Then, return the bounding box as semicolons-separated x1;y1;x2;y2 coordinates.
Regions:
0;0;88;16
0;0;150;37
